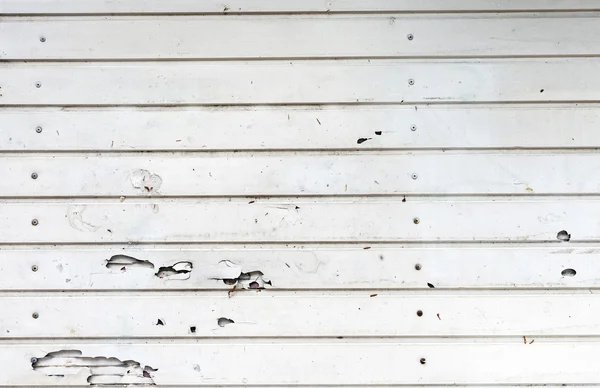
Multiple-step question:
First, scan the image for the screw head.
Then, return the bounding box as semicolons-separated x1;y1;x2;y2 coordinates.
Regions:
30;357;38;364
408;79;415;86
31;172;38;180
415;263;422;271
420;358;426;365
410;125;417;131
407;33;414;41
416;310;423;317
32;312;39;319
39;36;46;43
411;173;418;180
35;82;42;88
31;219;39;226
31;265;38;272
35;126;43;133
413;217;420;224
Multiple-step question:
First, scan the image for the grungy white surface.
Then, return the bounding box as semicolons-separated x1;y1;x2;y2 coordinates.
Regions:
0;1;599;387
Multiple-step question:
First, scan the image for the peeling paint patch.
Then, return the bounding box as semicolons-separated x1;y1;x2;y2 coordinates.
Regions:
67;206;99;232
130;169;163;194
31;350;157;386
155;261;192;280
106;255;155;270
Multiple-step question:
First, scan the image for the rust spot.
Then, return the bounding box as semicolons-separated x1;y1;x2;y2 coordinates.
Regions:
370;294;378;297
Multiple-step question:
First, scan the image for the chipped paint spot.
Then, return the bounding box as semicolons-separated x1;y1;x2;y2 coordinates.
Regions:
31;349;157;386
217;317;235;327
106;255;155;270
67;206;99;232
155;261;192;280
130;169;163;194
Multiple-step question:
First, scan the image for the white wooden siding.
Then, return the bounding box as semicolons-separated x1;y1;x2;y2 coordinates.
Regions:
1;1;599;387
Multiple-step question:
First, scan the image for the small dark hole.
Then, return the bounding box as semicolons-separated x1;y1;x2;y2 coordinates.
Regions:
30;357;38;365
557;230;571;242
561;268;576;277
427;283;435;289
415;264;422;271
374;131;382;135
218;317;235;327
420;358;426;365
156;319;165;326
416;310;423;317
249;281;261;289
189;326;196;333
540;89;544;93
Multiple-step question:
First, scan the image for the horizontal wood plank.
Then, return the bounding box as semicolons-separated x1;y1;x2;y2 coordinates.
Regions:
0;199;592;243
0;58;597;105
3;342;600;385
2;153;600;196
3;293;600;338
3;14;600;59
3;105;600;151
0;246;593;290
2;0;599;14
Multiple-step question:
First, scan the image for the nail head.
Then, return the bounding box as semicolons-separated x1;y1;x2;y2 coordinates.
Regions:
32;312;39;319
415;263;422;270
411;173;418;180
40;36;46;42
413;217;420;224
407;33;414;41
35;82;42;88
35;126;43;133
420;358;426;365
31;172;38;180
408;79;415;85
31;265;38;272
31;219;39;226
417;310;423;317
410;125;417;131
30;357;38;364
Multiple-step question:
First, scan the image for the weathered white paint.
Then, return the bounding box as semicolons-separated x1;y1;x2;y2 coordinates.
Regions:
4;342;600;385
3;292;600;338
0;199;590;243
3;105;600;151
0;246;593;290
3;14;600;59
1;1;599;386
1;58;598;105
2;0;599;14
2;153;598;196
